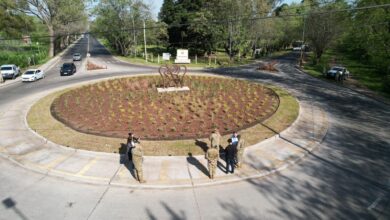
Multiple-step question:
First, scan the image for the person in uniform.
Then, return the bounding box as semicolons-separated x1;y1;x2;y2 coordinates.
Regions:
209;128;221;151
206;146;219;179
236;135;245;169
131;140;146;183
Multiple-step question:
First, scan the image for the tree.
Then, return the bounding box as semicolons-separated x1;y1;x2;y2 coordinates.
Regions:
340;0;389;70
305;2;347;63
15;0;87;57
92;0;152;56
0;0;33;38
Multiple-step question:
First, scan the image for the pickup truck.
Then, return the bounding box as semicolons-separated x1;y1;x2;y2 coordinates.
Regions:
0;64;20;79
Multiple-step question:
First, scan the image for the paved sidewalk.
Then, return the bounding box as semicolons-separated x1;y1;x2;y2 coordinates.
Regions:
0;80;328;189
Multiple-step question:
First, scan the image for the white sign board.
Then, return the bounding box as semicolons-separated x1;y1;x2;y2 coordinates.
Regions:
174;49;191;64
162;53;171;61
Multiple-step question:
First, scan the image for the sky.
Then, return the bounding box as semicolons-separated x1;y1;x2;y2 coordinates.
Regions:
150;0;301;18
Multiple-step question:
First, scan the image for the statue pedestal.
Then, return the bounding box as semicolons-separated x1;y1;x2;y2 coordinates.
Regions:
157;86;190;93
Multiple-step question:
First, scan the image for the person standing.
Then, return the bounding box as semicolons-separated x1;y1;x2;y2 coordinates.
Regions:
225;139;236;174
131;140;146;183
126;133;136;161
206;146;219;179
236;135;245;169
231;131;239;145
209;128;221;151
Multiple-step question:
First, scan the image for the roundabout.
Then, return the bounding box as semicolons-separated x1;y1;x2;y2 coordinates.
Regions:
0;71;328;188
27;74;299;156
0;37;388;220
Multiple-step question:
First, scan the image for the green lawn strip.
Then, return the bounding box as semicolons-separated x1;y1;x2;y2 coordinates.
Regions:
27;79;298;156
303;50;389;98
98;38;256;68
0;43;49;69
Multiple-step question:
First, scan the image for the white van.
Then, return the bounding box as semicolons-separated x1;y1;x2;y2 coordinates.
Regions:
1;64;20;79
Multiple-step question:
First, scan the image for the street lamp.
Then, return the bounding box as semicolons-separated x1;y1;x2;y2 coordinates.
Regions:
299;15;306;67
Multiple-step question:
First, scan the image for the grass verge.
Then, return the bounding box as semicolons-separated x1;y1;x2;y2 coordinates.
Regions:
98;38;260;68
27;77;299;156
303;50;390;99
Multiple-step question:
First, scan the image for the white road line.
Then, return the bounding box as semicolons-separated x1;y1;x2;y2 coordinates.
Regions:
367;193;385;210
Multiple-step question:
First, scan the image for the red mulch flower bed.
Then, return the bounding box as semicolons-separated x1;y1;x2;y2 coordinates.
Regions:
51;76;280;140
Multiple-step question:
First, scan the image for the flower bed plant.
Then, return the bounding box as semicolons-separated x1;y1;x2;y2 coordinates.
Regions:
51;75;280;140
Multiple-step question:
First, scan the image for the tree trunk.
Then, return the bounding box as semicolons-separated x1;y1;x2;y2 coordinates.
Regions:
315;50;323;65
48;26;55;57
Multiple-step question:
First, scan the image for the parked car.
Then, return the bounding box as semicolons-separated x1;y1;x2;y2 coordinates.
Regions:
60;63;76;76
327;66;350;79
1;64;20;79
73;53;82;61
22;69;45;82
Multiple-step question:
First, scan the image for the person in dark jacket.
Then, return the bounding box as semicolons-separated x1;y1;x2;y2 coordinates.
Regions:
225;138;237;174
126;133;139;161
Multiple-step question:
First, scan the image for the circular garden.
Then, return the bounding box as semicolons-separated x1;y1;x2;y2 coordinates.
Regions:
28;74;299;155
51;75;280;140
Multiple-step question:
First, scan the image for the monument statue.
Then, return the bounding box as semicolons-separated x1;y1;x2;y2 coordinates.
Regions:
158;64;187;88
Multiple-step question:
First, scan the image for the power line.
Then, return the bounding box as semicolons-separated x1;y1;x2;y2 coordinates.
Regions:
0;3;389;42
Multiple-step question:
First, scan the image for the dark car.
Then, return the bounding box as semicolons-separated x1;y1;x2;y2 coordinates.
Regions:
60;63;76;76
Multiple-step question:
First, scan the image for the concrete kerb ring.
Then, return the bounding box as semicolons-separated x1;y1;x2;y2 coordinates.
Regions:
8;72;329;189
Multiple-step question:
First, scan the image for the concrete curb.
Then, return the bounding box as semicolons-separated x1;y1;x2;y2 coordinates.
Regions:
112;55;208;71
0;73;329;189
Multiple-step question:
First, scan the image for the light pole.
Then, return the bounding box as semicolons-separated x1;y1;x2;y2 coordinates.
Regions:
299;15;306;67
143;20;147;62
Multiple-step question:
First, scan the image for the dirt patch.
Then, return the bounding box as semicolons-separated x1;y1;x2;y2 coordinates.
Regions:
257;61;279;72
50;75;279;140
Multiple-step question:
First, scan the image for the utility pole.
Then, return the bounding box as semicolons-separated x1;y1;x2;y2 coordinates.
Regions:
143;20;147;62
299;15;306;67
132;15;137;57
229;20;232;61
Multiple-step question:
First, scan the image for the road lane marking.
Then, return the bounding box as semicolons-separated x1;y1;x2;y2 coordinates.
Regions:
368;193;385;210
43;153;75;169
76;157;99;175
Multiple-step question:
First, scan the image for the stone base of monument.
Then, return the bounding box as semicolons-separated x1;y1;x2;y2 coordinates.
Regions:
174;59;191;64
157;86;190;93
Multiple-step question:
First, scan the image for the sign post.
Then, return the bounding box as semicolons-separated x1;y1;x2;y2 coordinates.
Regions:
174;49;191;64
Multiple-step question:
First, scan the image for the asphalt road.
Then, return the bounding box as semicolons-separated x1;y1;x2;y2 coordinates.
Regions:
0;37;389;220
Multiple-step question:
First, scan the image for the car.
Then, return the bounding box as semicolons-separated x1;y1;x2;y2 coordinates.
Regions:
293;46;302;51
21;69;45;82
73;53;82;61
326;66;350;79
1;64;20;79
60;63;76;76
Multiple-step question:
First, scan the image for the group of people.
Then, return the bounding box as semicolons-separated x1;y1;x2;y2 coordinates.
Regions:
126;129;246;183
206;129;246;179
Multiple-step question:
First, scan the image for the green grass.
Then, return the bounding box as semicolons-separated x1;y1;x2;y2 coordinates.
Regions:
98;38;255;68
0;43;49;69
27;75;299;156
303;50;389;97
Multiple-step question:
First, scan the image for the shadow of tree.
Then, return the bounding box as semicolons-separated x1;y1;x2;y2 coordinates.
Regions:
204;53;390;219
139;53;390;220
145;202;187;220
